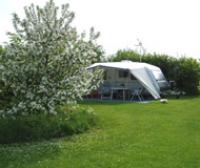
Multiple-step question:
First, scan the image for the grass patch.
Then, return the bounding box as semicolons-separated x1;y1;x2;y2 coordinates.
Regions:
0;106;97;144
1;97;200;167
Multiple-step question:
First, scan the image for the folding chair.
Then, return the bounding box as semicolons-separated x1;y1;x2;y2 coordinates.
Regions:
130;87;144;102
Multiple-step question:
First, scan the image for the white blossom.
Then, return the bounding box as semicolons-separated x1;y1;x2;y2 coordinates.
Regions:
0;0;103;118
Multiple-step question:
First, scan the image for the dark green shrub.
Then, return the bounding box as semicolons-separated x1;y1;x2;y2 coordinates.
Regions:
175;58;200;95
0;106;97;144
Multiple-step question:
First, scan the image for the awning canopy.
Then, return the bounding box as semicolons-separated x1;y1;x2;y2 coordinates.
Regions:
88;61;166;99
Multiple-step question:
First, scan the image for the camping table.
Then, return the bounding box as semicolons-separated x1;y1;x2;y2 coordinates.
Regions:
111;87;129;101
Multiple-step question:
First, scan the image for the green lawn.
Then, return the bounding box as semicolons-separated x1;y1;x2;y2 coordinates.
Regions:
1;97;200;168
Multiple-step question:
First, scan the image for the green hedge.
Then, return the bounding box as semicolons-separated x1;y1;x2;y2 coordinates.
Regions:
0;106;97;144
112;49;200;95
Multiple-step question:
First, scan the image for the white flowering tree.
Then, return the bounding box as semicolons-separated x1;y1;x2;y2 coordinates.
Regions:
0;0;103;118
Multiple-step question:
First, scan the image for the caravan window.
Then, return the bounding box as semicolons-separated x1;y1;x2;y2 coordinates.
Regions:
118;70;129;78
130;74;136;80
103;71;107;80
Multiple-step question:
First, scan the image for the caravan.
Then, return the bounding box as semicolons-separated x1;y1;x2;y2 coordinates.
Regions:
88;61;169;100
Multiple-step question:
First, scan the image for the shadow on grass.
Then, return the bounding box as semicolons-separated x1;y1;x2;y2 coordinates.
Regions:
80;95;200;106
79;99;155;106
79;100;128;105
0;141;61;168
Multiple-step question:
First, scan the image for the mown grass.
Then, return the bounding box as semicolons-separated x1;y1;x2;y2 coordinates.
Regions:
1;97;200;168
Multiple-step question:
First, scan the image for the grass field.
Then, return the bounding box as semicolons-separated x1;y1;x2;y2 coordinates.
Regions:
1;97;200;168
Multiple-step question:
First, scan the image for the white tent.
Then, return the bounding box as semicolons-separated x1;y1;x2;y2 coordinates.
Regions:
88;61;168;99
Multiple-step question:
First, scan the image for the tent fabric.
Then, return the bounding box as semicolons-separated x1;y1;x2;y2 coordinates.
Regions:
88;61;165;99
130;68;160;99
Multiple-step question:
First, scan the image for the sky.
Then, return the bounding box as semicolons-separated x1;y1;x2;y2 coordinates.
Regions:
0;0;200;59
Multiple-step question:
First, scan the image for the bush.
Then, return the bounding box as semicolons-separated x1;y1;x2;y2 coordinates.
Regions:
0;106;97;144
175;58;200;95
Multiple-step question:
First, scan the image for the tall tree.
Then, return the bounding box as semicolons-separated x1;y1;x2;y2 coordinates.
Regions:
0;0;103;118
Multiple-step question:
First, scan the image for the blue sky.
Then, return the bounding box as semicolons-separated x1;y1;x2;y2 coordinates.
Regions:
0;0;200;59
